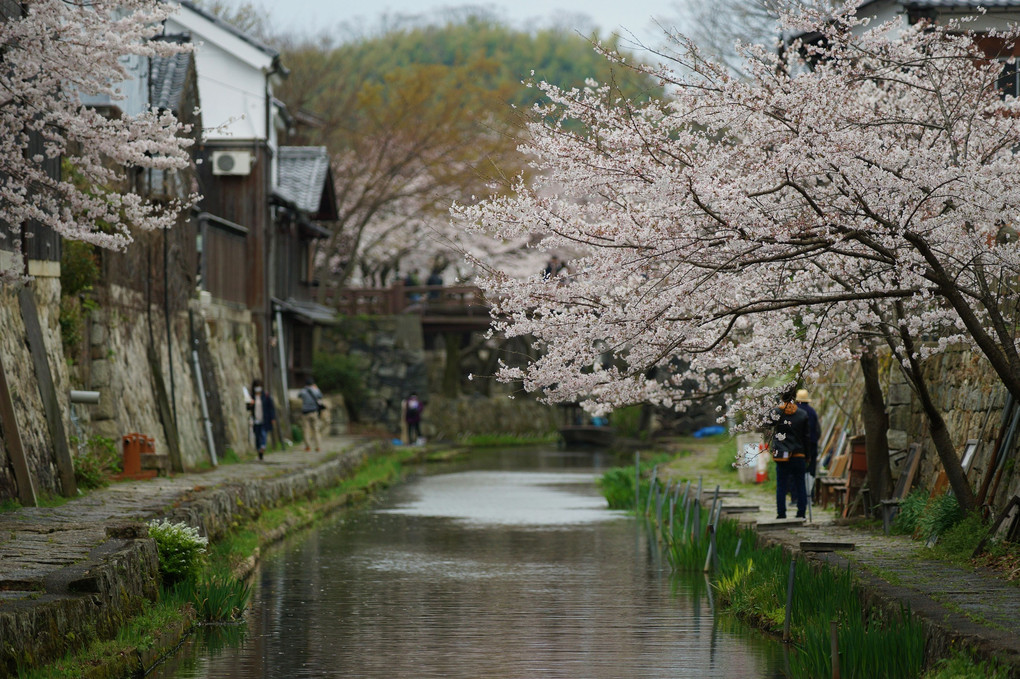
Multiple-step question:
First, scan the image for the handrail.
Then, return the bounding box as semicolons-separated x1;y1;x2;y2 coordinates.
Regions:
327;283;487;316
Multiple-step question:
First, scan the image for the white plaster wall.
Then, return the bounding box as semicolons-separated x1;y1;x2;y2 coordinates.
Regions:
165;9;272;142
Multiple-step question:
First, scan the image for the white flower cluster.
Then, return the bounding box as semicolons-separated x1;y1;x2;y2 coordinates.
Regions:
451;4;1020;424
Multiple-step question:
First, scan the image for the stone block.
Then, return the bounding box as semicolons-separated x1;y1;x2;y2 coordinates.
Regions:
887;383;912;405
90;359;112;388
89;322;107;346
889;407;912;431
887;429;908;451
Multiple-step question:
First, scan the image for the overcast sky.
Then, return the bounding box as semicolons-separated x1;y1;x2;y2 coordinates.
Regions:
221;0;682;49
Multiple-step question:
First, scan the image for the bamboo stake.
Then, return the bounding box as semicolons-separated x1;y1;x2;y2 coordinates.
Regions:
783;556;797;642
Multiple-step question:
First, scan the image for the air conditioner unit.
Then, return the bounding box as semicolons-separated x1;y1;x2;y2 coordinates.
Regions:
211;150;253;176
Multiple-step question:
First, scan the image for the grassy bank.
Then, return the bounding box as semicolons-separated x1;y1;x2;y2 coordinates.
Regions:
597;447;1011;679
23;445;418;679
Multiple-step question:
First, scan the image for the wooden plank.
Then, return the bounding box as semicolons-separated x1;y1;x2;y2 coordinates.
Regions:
148;344;183;473
0;350;37;506
801;541;855;552
19;287;76;497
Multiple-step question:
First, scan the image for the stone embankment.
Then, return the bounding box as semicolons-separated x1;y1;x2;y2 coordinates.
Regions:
0;436;378;678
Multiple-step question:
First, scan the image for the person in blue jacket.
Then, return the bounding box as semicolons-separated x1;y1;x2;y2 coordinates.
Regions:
796;388;821;476
770;387;811;519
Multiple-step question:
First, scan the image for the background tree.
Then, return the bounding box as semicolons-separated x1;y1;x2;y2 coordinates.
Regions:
456;5;1020;510
276;14;662;295
0;0;195;279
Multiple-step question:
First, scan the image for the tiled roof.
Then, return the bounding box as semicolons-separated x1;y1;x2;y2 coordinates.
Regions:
176;1;279;59
276;146;331;215
150;51;192;112
860;0;1020;8
905;0;1020;5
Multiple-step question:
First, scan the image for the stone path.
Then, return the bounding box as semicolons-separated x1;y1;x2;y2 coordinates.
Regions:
663;440;1020;669
0;436;363;600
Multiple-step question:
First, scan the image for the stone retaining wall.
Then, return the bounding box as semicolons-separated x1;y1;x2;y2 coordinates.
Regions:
0;443;376;677
810;347;1018;512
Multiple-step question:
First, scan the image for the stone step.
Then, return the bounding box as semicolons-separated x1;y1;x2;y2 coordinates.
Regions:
756;518;806;530
800;541;855;552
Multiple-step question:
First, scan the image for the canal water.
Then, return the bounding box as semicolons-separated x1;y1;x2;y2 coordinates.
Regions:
154;447;783;678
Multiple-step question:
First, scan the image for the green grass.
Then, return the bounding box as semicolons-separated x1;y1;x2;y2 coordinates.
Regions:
923;650;1010;679
457;432;558;447
19;586;191;678
714;437;738;474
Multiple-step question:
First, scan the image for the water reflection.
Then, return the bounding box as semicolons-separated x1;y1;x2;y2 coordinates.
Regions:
154;447;782;679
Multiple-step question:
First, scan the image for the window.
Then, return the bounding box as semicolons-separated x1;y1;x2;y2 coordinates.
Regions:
997;60;1019;98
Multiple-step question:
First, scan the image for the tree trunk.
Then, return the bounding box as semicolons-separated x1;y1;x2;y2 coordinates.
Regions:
895;321;977;511
860;349;892;504
443;332;461;398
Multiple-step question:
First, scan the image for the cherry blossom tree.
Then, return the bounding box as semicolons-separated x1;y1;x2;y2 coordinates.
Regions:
455;3;1020;510
0;0;195;279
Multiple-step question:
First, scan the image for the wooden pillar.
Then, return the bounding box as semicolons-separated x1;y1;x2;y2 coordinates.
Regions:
19;287;76;496
0;350;37;506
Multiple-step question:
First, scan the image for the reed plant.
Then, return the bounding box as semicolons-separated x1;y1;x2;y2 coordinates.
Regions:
170;575;251;622
649;473;925;679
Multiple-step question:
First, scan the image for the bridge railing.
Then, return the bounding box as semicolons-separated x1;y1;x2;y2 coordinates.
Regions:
331;282;488;316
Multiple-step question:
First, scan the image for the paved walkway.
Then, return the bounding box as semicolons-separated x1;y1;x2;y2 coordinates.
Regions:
663;439;1020;669
0;435;366;600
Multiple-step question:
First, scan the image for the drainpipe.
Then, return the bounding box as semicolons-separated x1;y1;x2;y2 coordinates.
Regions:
275;306;291;425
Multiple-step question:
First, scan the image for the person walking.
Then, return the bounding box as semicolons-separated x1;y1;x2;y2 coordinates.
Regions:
770;386;811;519
796;388;821;476
403;392;424;445
299;376;325;452
248;378;276;461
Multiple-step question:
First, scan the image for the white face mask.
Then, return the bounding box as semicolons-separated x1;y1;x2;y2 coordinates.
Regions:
254;387;262;394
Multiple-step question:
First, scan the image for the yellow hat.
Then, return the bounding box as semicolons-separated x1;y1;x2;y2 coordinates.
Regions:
795;388;811;403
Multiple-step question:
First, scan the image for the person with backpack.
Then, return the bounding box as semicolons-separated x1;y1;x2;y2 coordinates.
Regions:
770;386;811;519
299;376;325;452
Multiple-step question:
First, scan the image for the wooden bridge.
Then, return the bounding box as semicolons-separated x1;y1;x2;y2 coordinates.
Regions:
331;282;492;332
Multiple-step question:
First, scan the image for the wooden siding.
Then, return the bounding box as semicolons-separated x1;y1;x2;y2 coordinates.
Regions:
1;0;62;266
202;218;247;305
194;144;270;315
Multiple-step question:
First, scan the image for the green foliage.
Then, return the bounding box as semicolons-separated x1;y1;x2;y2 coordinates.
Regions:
59;240;101;358
596;457;670;510
58;295;84;357
71;435;121;489
219;448;241;465
892;489;927;535
147;519;208;584
597;467;641;510
657;487;924;679
613;405;645;439
291;423;304;444
312;352;366;420
287;17;662;125
715;437;738;474
924;650;1010;679
60;239;100;297
935;512;989;563
919;492;965;540
170;574;251;622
